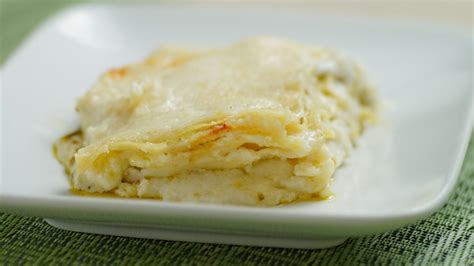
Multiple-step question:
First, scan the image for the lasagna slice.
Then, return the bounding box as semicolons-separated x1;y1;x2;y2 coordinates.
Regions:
54;37;378;206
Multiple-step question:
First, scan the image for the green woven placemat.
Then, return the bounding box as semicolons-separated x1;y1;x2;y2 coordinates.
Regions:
1;1;473;264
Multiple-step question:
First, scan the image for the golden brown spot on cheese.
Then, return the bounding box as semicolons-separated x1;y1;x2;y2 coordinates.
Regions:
210;123;231;135
317;74;327;83
322;87;333;97
299;117;305;124
240;143;263;151
287;158;298;166
108;67;128;78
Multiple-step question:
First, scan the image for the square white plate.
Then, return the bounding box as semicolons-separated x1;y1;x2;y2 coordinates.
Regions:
1;4;472;249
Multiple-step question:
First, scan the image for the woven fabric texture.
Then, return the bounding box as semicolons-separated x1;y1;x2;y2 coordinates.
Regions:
1;1;473;265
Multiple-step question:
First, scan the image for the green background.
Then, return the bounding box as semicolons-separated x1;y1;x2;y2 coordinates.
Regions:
1;1;473;264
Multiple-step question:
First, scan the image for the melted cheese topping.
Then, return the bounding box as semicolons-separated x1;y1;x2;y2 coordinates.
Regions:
54;37;378;206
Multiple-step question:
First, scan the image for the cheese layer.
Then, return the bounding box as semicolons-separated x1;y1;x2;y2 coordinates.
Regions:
54;37;378;206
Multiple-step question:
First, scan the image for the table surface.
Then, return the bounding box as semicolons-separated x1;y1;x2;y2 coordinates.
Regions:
1;1;473;264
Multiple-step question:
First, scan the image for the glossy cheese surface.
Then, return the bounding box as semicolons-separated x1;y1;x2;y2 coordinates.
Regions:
54;37;378;206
